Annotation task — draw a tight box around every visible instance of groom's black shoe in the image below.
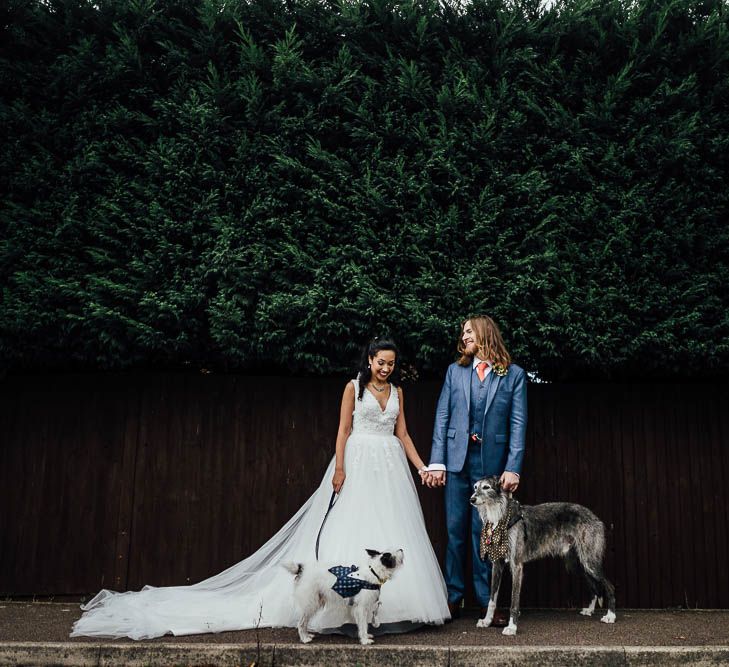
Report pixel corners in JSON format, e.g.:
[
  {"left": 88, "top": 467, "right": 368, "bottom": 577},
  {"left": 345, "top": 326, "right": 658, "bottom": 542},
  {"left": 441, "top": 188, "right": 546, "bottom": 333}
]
[
  {"left": 480, "top": 607, "right": 509, "bottom": 627},
  {"left": 447, "top": 601, "right": 462, "bottom": 621}
]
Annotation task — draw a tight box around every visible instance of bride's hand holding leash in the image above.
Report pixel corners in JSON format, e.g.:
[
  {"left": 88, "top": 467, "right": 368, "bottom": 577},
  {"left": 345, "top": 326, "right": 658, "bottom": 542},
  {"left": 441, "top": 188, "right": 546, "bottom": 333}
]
[{"left": 332, "top": 468, "right": 345, "bottom": 492}]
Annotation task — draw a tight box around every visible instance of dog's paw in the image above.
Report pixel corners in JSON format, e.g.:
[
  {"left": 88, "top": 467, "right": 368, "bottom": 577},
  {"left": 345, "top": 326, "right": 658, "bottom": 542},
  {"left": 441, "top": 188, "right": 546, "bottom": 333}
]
[
  {"left": 476, "top": 617, "right": 492, "bottom": 628},
  {"left": 299, "top": 633, "right": 314, "bottom": 644},
  {"left": 502, "top": 623, "right": 517, "bottom": 636},
  {"left": 360, "top": 637, "right": 374, "bottom": 645},
  {"left": 600, "top": 610, "right": 616, "bottom": 624},
  {"left": 580, "top": 596, "right": 597, "bottom": 616}
]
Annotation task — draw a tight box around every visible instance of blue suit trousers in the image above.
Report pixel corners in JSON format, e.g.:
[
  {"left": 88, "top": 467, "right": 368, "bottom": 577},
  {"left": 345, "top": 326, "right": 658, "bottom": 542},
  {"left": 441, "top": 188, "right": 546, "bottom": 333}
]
[{"left": 444, "top": 441, "right": 491, "bottom": 607}]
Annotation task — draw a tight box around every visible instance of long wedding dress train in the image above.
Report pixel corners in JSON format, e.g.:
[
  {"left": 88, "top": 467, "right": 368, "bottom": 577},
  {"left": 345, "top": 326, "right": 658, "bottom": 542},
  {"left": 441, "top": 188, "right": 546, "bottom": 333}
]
[{"left": 71, "top": 378, "right": 450, "bottom": 639}]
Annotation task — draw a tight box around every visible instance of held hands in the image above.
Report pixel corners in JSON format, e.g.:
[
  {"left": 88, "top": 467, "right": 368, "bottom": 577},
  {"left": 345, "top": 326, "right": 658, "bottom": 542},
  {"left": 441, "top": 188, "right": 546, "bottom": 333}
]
[
  {"left": 419, "top": 469, "right": 446, "bottom": 488},
  {"left": 427, "top": 470, "right": 446, "bottom": 488}
]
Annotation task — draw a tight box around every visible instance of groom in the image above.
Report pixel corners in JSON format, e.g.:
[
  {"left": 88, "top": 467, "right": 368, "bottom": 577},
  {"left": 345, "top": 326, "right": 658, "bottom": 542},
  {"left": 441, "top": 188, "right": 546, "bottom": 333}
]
[{"left": 427, "top": 315, "right": 527, "bottom": 623}]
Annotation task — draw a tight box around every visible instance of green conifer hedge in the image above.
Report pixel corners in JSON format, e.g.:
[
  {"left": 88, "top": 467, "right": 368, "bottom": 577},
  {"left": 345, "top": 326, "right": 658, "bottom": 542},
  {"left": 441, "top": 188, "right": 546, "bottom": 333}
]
[{"left": 2, "top": 0, "right": 728, "bottom": 379}]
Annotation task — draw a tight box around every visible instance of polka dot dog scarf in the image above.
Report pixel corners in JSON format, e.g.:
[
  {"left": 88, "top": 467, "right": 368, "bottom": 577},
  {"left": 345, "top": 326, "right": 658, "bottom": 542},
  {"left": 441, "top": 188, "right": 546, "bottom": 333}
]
[{"left": 479, "top": 501, "right": 523, "bottom": 562}]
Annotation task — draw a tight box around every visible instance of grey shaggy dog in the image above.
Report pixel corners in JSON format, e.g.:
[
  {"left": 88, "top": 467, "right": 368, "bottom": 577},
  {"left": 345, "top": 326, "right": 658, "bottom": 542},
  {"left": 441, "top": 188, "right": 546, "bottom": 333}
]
[{"left": 470, "top": 476, "right": 616, "bottom": 635}]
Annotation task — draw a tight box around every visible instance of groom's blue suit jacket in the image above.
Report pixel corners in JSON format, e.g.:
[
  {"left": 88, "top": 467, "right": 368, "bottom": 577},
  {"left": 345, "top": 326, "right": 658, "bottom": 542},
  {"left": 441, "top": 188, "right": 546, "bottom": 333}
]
[{"left": 430, "top": 362, "right": 527, "bottom": 475}]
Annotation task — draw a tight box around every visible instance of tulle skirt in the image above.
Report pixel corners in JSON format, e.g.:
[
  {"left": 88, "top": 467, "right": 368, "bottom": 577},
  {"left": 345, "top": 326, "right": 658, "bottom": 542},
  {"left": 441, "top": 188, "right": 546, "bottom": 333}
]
[{"left": 71, "top": 431, "right": 450, "bottom": 639}]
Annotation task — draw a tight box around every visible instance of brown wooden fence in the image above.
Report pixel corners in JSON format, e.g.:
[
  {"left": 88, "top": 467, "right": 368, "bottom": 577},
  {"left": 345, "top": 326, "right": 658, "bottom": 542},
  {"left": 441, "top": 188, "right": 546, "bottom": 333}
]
[{"left": 1, "top": 372, "right": 728, "bottom": 608}]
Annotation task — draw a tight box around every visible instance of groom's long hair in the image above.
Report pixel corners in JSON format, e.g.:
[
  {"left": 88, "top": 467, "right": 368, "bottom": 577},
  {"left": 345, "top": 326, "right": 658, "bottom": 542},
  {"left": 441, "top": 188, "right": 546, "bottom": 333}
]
[{"left": 456, "top": 315, "right": 512, "bottom": 367}]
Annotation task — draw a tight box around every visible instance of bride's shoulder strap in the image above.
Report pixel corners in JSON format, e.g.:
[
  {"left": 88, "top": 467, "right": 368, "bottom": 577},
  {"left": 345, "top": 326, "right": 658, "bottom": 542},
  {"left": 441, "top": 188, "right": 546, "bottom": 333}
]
[{"left": 350, "top": 377, "right": 361, "bottom": 412}]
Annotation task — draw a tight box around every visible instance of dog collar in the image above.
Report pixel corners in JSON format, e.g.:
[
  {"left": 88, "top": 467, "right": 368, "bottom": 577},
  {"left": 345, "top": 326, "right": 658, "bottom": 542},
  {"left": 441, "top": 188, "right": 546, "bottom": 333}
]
[
  {"left": 507, "top": 500, "right": 524, "bottom": 529},
  {"left": 369, "top": 566, "right": 387, "bottom": 585}
]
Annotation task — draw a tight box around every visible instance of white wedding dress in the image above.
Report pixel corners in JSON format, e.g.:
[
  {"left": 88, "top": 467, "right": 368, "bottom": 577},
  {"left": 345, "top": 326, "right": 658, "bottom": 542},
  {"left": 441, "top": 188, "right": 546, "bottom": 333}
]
[{"left": 71, "top": 378, "right": 450, "bottom": 639}]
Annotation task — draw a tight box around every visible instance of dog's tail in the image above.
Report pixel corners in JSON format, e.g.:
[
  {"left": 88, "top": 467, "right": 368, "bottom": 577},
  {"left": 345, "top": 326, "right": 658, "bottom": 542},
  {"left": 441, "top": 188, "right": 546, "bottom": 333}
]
[{"left": 282, "top": 561, "right": 304, "bottom": 579}]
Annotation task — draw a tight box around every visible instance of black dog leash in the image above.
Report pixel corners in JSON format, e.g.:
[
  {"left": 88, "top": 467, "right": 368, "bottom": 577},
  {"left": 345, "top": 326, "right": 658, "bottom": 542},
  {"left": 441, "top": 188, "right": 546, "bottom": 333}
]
[{"left": 315, "top": 490, "right": 339, "bottom": 560}]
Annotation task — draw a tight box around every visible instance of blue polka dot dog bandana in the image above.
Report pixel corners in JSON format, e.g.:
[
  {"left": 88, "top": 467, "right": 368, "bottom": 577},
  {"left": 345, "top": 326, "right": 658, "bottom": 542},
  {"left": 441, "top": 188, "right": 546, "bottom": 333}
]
[{"left": 328, "top": 565, "right": 381, "bottom": 598}]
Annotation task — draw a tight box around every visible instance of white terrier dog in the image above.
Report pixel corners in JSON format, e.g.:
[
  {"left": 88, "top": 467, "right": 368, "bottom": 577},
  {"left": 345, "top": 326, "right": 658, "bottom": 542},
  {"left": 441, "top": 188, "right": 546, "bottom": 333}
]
[{"left": 283, "top": 548, "right": 404, "bottom": 645}]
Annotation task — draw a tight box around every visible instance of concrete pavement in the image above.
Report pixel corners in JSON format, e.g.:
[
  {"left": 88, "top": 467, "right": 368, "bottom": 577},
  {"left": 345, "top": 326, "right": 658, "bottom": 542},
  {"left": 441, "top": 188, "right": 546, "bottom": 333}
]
[{"left": 1, "top": 602, "right": 728, "bottom": 665}]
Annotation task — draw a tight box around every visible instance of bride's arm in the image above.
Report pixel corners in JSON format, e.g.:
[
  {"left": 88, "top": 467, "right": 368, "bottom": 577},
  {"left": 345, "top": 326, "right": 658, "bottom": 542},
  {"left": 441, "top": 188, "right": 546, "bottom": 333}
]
[
  {"left": 394, "top": 387, "right": 428, "bottom": 476},
  {"left": 332, "top": 382, "right": 355, "bottom": 492}
]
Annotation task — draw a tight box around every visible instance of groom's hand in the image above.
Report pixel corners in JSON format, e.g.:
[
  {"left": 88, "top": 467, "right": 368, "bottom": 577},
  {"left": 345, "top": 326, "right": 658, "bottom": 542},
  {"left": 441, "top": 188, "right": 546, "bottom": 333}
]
[
  {"left": 500, "top": 471, "right": 520, "bottom": 492},
  {"left": 429, "top": 471, "right": 446, "bottom": 487}
]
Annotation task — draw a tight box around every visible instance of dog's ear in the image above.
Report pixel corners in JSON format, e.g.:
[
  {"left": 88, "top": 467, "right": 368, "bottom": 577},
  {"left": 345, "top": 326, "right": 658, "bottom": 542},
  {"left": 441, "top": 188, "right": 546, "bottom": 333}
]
[
  {"left": 365, "top": 549, "right": 381, "bottom": 557},
  {"left": 496, "top": 477, "right": 513, "bottom": 498}
]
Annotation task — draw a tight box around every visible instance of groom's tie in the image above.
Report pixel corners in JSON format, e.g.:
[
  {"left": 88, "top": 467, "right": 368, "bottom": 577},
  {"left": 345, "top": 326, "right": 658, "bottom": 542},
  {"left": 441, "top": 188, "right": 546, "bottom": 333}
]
[{"left": 477, "top": 361, "right": 488, "bottom": 382}]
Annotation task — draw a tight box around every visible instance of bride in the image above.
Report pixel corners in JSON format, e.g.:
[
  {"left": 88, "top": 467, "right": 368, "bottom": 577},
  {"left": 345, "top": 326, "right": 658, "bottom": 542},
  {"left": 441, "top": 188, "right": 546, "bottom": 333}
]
[{"left": 71, "top": 338, "right": 450, "bottom": 639}]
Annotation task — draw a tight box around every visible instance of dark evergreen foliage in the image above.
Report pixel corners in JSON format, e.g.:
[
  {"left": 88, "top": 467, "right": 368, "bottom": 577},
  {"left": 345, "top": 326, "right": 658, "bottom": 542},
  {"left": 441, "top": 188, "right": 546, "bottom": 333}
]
[{"left": 2, "top": 0, "right": 728, "bottom": 379}]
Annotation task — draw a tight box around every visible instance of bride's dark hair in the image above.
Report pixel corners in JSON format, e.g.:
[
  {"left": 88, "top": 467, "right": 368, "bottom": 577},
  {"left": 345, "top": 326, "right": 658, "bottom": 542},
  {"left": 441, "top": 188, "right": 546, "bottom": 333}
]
[{"left": 357, "top": 338, "right": 401, "bottom": 401}]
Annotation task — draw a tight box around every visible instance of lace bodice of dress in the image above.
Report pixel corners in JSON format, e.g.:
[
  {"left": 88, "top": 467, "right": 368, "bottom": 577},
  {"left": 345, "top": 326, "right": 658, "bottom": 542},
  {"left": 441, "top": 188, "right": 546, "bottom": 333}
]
[{"left": 351, "top": 378, "right": 399, "bottom": 435}]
